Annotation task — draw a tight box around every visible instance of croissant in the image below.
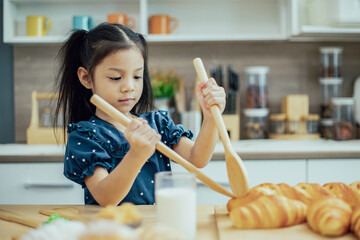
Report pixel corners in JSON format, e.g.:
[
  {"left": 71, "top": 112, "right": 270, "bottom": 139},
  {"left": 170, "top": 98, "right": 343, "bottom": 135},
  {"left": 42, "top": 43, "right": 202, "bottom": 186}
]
[
  {"left": 323, "top": 182, "right": 360, "bottom": 210},
  {"left": 229, "top": 195, "right": 307, "bottom": 229},
  {"left": 350, "top": 182, "right": 360, "bottom": 194},
  {"left": 351, "top": 207, "right": 360, "bottom": 238},
  {"left": 227, "top": 186, "right": 277, "bottom": 212},
  {"left": 307, "top": 197, "right": 352, "bottom": 237}
]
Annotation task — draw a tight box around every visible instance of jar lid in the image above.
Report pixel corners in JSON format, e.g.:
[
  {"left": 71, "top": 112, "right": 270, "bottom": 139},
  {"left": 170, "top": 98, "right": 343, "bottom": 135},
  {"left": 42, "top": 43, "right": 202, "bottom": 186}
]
[
  {"left": 319, "top": 78, "right": 343, "bottom": 85},
  {"left": 245, "top": 66, "right": 269, "bottom": 74},
  {"left": 244, "top": 108, "right": 269, "bottom": 117},
  {"left": 319, "top": 47, "right": 343, "bottom": 54},
  {"left": 320, "top": 118, "right": 333, "bottom": 126},
  {"left": 302, "top": 114, "right": 320, "bottom": 121},
  {"left": 331, "top": 97, "right": 355, "bottom": 105},
  {"left": 269, "top": 113, "right": 286, "bottom": 120}
]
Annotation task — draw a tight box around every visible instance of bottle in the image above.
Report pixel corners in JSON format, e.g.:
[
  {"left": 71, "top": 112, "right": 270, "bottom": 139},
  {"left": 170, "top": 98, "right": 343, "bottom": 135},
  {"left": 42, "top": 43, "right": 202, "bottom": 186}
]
[
  {"left": 245, "top": 66, "right": 269, "bottom": 109},
  {"left": 41, "top": 107, "right": 52, "bottom": 128},
  {"left": 269, "top": 113, "right": 286, "bottom": 135},
  {"left": 244, "top": 108, "right": 269, "bottom": 139},
  {"left": 302, "top": 114, "right": 320, "bottom": 134},
  {"left": 319, "top": 77, "right": 342, "bottom": 118},
  {"left": 319, "top": 47, "right": 343, "bottom": 78},
  {"left": 332, "top": 97, "right": 356, "bottom": 140}
]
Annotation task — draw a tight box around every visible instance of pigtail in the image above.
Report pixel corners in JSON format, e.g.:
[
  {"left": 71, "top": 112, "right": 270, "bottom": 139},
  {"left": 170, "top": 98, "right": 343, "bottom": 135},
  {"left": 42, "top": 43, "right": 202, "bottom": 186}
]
[{"left": 54, "top": 30, "right": 95, "bottom": 142}]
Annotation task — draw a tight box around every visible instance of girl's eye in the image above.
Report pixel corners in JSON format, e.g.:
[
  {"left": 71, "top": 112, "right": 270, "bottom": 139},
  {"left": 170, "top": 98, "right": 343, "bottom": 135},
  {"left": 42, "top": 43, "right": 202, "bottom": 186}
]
[
  {"left": 134, "top": 76, "right": 143, "bottom": 80},
  {"left": 110, "top": 77, "right": 121, "bottom": 81}
]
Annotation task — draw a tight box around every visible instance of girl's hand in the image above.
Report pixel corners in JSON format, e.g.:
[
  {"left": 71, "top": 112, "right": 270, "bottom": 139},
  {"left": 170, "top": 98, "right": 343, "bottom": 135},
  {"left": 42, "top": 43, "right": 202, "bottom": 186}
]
[
  {"left": 196, "top": 78, "right": 226, "bottom": 120},
  {"left": 124, "top": 118, "right": 161, "bottom": 162}
]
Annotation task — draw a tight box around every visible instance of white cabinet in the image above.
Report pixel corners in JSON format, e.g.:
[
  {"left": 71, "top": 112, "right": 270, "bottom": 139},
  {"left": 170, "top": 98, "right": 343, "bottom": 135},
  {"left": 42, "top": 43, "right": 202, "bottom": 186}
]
[
  {"left": 289, "top": 0, "right": 360, "bottom": 41},
  {"left": 0, "top": 163, "right": 83, "bottom": 204},
  {"left": 171, "top": 159, "right": 307, "bottom": 205},
  {"left": 307, "top": 159, "right": 360, "bottom": 184},
  {"left": 3, "top": 0, "right": 288, "bottom": 44}
]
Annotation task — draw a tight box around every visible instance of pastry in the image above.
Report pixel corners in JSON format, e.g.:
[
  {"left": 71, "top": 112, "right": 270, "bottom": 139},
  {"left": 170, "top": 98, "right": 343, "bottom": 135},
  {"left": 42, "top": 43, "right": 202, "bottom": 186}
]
[
  {"left": 350, "top": 182, "right": 360, "bottom": 194},
  {"left": 307, "top": 197, "right": 352, "bottom": 237},
  {"left": 229, "top": 195, "right": 307, "bottom": 229},
  {"left": 294, "top": 183, "right": 333, "bottom": 203},
  {"left": 95, "top": 203, "right": 142, "bottom": 227},
  {"left": 351, "top": 207, "right": 360, "bottom": 238},
  {"left": 79, "top": 219, "right": 139, "bottom": 240},
  {"left": 323, "top": 182, "right": 360, "bottom": 210}
]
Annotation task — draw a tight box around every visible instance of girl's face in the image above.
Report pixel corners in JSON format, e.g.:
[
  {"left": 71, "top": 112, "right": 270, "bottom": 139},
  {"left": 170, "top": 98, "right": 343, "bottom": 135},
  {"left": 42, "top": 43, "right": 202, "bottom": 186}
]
[{"left": 87, "top": 47, "right": 144, "bottom": 116}]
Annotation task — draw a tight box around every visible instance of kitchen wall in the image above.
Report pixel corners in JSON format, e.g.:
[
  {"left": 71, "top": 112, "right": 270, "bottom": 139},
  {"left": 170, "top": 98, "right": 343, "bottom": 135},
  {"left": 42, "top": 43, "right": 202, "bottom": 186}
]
[{"left": 14, "top": 41, "right": 360, "bottom": 142}]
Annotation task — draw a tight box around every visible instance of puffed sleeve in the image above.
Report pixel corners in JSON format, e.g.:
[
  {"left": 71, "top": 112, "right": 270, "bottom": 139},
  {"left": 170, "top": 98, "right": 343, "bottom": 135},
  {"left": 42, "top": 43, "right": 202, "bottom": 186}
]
[
  {"left": 63, "top": 125, "right": 113, "bottom": 188},
  {"left": 157, "top": 110, "right": 193, "bottom": 147}
]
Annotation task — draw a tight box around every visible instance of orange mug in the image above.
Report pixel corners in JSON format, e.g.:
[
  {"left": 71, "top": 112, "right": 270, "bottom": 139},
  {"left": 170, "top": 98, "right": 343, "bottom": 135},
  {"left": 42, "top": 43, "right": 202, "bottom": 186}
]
[
  {"left": 149, "top": 14, "right": 178, "bottom": 34},
  {"left": 107, "top": 13, "right": 135, "bottom": 30}
]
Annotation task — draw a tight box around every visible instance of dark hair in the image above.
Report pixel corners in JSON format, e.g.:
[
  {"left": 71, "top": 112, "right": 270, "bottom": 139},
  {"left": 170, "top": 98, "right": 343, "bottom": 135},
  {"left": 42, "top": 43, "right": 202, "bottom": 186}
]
[{"left": 54, "top": 23, "right": 154, "bottom": 139}]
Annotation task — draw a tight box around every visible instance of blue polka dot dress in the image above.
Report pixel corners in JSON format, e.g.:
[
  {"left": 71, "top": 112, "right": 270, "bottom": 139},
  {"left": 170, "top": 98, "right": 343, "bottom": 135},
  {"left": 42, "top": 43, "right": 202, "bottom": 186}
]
[{"left": 63, "top": 111, "right": 193, "bottom": 205}]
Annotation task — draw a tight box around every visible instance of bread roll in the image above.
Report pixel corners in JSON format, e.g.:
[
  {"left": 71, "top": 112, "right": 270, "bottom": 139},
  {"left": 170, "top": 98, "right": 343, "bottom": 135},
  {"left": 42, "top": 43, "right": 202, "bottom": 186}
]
[
  {"left": 349, "top": 181, "right": 360, "bottom": 194},
  {"left": 323, "top": 182, "right": 360, "bottom": 210},
  {"left": 229, "top": 195, "right": 307, "bottom": 229},
  {"left": 307, "top": 197, "right": 352, "bottom": 237},
  {"left": 227, "top": 187, "right": 276, "bottom": 212},
  {"left": 351, "top": 207, "right": 360, "bottom": 238}
]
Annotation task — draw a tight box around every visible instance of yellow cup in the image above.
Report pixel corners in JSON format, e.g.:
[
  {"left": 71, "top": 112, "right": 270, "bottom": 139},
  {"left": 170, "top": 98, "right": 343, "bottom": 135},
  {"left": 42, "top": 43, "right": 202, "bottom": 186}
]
[{"left": 26, "top": 15, "right": 52, "bottom": 36}]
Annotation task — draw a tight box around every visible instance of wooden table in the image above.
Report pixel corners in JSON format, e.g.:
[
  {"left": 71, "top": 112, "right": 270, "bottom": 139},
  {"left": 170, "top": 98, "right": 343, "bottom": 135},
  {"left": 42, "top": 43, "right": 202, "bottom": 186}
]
[
  {"left": 0, "top": 205, "right": 218, "bottom": 240},
  {"left": 1, "top": 205, "right": 357, "bottom": 240}
]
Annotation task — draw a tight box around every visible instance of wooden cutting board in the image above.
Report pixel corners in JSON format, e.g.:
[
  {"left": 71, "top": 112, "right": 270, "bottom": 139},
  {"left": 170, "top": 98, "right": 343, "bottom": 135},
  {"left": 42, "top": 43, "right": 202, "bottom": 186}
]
[{"left": 214, "top": 205, "right": 357, "bottom": 240}]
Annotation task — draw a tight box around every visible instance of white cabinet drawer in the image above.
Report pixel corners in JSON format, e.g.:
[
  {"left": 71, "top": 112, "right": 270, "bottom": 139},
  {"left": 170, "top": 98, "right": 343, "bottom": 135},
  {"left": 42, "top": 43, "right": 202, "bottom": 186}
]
[
  {"left": 308, "top": 159, "right": 360, "bottom": 184},
  {"left": 0, "top": 163, "right": 83, "bottom": 204},
  {"left": 244, "top": 159, "right": 307, "bottom": 187}
]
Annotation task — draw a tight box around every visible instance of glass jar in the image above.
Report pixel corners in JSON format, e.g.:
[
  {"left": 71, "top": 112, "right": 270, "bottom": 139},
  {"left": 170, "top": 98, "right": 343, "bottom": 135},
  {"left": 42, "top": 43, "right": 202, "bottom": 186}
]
[
  {"left": 244, "top": 108, "right": 269, "bottom": 139},
  {"left": 320, "top": 119, "right": 333, "bottom": 139},
  {"left": 245, "top": 66, "right": 269, "bottom": 109},
  {"left": 302, "top": 114, "right": 320, "bottom": 134},
  {"left": 319, "top": 47, "right": 343, "bottom": 78},
  {"left": 269, "top": 113, "right": 286, "bottom": 135},
  {"left": 319, "top": 78, "right": 342, "bottom": 118},
  {"left": 332, "top": 98, "right": 356, "bottom": 140},
  {"left": 287, "top": 117, "right": 301, "bottom": 134}
]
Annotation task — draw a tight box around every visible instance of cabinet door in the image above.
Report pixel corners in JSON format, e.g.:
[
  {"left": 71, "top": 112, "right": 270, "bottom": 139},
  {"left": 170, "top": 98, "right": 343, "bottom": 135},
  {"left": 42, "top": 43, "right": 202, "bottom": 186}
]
[
  {"left": 171, "top": 159, "right": 307, "bottom": 205},
  {"left": 244, "top": 159, "right": 307, "bottom": 187},
  {"left": 308, "top": 159, "right": 360, "bottom": 184},
  {"left": 0, "top": 163, "right": 83, "bottom": 204}
]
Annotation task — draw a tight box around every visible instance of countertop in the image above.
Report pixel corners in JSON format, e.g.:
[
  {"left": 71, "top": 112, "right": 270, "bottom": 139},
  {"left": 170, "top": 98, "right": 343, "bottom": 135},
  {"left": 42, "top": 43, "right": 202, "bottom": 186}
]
[
  {"left": 0, "top": 139, "right": 359, "bottom": 163},
  {"left": 0, "top": 205, "right": 357, "bottom": 240}
]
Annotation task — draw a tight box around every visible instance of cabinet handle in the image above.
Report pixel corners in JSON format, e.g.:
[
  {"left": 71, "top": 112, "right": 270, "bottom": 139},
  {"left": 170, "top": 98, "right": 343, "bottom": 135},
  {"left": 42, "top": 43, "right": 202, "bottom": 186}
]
[{"left": 24, "top": 182, "right": 74, "bottom": 189}]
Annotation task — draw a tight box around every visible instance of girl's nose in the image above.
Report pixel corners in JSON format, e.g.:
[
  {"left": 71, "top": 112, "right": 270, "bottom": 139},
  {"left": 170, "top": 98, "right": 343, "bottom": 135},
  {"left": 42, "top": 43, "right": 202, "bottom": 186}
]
[{"left": 121, "top": 78, "right": 135, "bottom": 92}]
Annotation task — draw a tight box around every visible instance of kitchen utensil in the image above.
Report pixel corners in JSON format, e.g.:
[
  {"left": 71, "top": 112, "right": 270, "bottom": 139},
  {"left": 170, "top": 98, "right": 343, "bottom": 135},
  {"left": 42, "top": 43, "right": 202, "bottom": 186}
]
[
  {"left": 39, "top": 207, "right": 90, "bottom": 223},
  {"left": 90, "top": 94, "right": 235, "bottom": 198},
  {"left": 193, "top": 58, "right": 249, "bottom": 197},
  {"left": 0, "top": 208, "right": 42, "bottom": 228}
]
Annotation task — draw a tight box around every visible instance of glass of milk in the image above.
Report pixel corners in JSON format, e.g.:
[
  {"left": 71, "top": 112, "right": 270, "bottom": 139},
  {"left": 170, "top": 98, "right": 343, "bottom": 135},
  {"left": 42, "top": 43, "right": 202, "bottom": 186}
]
[{"left": 155, "top": 171, "right": 197, "bottom": 240}]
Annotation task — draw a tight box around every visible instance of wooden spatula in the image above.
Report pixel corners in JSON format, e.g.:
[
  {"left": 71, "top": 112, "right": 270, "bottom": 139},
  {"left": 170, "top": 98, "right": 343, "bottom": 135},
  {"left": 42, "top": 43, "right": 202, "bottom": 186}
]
[
  {"left": 0, "top": 208, "right": 42, "bottom": 228},
  {"left": 193, "top": 57, "right": 249, "bottom": 197},
  {"left": 90, "top": 94, "right": 235, "bottom": 198}
]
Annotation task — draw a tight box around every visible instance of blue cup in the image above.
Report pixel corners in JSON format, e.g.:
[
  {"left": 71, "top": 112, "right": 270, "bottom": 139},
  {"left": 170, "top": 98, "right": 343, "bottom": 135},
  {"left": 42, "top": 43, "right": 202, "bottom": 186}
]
[{"left": 73, "top": 15, "right": 95, "bottom": 31}]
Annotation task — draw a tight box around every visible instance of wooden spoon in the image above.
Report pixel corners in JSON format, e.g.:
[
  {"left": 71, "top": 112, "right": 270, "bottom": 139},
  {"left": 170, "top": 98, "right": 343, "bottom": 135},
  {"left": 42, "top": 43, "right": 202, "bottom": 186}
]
[
  {"left": 193, "top": 57, "right": 249, "bottom": 197},
  {"left": 90, "top": 94, "right": 235, "bottom": 198}
]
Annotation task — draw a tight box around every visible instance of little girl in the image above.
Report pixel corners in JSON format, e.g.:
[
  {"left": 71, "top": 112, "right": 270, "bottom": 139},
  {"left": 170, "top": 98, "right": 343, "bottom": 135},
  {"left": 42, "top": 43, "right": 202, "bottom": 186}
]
[{"left": 54, "top": 23, "right": 226, "bottom": 206}]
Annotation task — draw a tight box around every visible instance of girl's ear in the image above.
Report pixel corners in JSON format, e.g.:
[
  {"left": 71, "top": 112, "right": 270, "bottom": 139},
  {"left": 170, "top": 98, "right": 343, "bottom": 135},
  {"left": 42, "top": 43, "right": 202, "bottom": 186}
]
[{"left": 78, "top": 67, "right": 92, "bottom": 89}]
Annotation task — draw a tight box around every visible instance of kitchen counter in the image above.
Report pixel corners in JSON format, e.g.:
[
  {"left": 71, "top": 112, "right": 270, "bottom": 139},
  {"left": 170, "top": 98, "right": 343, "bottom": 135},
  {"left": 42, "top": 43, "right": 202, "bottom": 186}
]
[
  {"left": 0, "top": 205, "right": 357, "bottom": 240},
  {"left": 0, "top": 139, "right": 359, "bottom": 163}
]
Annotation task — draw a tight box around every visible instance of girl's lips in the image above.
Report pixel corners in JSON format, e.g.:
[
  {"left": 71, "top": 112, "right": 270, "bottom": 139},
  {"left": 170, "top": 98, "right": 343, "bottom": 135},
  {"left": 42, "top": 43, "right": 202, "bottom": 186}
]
[{"left": 119, "top": 98, "right": 135, "bottom": 104}]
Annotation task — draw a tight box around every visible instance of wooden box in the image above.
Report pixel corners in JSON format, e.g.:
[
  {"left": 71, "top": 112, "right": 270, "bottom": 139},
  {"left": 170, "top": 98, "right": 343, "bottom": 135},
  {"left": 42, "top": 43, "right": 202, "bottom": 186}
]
[{"left": 281, "top": 95, "right": 309, "bottom": 120}]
